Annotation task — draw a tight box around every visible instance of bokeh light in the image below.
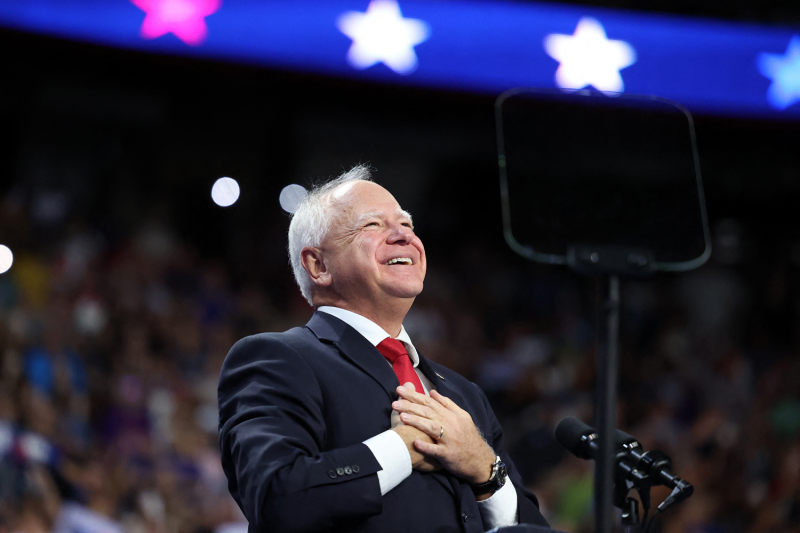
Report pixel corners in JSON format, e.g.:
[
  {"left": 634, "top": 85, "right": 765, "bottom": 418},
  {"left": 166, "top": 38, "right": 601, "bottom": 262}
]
[
  {"left": 0, "top": 245, "right": 13, "bottom": 274},
  {"left": 211, "top": 177, "right": 240, "bottom": 207},
  {"left": 279, "top": 184, "right": 308, "bottom": 213}
]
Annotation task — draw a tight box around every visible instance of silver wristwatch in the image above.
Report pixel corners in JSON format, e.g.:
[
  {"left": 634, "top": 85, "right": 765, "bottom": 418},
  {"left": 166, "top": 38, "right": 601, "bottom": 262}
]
[{"left": 471, "top": 455, "right": 507, "bottom": 494}]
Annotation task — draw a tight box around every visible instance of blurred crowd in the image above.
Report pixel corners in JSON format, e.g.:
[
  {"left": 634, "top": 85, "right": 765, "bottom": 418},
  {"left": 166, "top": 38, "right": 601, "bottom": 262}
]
[{"left": 1, "top": 202, "right": 799, "bottom": 533}]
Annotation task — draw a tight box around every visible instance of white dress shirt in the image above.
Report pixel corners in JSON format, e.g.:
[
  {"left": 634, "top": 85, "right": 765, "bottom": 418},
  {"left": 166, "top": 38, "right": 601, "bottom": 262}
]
[{"left": 317, "top": 306, "right": 519, "bottom": 529}]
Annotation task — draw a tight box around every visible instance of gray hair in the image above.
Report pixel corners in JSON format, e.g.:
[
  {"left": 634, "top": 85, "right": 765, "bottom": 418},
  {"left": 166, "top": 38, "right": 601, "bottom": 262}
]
[{"left": 288, "top": 165, "right": 374, "bottom": 305}]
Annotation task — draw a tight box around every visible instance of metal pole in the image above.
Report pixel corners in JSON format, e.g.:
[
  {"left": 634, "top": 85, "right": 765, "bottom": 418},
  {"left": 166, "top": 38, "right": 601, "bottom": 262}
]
[{"left": 595, "top": 274, "right": 620, "bottom": 533}]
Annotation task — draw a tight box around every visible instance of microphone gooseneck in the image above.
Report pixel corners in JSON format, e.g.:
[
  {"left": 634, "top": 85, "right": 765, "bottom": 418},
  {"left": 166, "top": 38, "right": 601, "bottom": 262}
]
[{"left": 554, "top": 417, "right": 694, "bottom": 514}]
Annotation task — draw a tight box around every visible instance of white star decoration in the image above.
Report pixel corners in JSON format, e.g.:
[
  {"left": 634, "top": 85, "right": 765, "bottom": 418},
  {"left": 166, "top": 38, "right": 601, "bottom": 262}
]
[
  {"left": 544, "top": 17, "right": 636, "bottom": 94},
  {"left": 336, "top": 0, "right": 430, "bottom": 75},
  {"left": 758, "top": 36, "right": 800, "bottom": 110}
]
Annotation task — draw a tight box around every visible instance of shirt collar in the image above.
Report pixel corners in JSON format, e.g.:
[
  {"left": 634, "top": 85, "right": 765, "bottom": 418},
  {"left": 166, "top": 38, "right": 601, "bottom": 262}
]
[{"left": 317, "top": 306, "right": 420, "bottom": 367}]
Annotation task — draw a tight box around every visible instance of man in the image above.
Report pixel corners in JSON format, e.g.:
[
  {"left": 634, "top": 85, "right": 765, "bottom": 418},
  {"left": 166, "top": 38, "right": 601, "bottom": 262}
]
[{"left": 218, "top": 166, "right": 549, "bottom": 532}]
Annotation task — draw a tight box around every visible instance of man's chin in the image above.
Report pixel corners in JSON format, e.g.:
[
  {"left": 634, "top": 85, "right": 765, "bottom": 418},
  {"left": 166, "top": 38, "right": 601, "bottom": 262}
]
[{"left": 383, "top": 282, "right": 423, "bottom": 300}]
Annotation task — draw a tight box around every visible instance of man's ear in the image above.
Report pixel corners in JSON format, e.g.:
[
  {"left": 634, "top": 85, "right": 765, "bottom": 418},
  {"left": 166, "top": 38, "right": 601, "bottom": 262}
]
[{"left": 301, "top": 247, "right": 332, "bottom": 287}]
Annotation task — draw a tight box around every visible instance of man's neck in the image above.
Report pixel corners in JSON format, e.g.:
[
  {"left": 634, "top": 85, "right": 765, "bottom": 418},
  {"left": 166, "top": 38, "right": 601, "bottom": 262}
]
[{"left": 314, "top": 299, "right": 412, "bottom": 338}]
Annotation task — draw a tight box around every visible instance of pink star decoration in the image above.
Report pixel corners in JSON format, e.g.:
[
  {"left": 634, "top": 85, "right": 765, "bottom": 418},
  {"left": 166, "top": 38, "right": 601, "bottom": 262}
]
[{"left": 132, "top": 0, "right": 221, "bottom": 46}]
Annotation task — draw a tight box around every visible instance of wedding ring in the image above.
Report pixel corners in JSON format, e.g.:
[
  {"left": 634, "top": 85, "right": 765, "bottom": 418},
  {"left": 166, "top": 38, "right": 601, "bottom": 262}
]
[{"left": 436, "top": 426, "right": 444, "bottom": 440}]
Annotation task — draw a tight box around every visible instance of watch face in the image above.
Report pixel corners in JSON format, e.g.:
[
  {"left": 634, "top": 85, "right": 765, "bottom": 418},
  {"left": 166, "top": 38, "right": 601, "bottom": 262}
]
[
  {"left": 472, "top": 460, "right": 508, "bottom": 494},
  {"left": 497, "top": 464, "right": 508, "bottom": 487}
]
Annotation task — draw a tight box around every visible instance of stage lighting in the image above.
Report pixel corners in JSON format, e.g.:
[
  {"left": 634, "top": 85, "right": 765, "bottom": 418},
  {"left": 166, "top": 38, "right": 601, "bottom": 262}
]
[
  {"left": 211, "top": 177, "right": 240, "bottom": 207},
  {"left": 337, "top": 0, "right": 430, "bottom": 75},
  {"left": 543, "top": 17, "right": 636, "bottom": 95},
  {"left": 279, "top": 184, "right": 308, "bottom": 213},
  {"left": 0, "top": 245, "right": 13, "bottom": 274}
]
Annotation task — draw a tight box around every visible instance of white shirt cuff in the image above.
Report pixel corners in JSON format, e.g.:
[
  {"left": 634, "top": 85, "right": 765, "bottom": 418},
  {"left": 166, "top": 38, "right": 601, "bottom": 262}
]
[
  {"left": 476, "top": 480, "right": 519, "bottom": 529},
  {"left": 363, "top": 430, "right": 412, "bottom": 495}
]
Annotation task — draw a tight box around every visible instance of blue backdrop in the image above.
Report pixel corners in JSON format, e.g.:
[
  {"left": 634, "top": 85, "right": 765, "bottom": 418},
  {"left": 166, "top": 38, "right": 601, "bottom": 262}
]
[{"left": 1, "top": 0, "right": 799, "bottom": 118}]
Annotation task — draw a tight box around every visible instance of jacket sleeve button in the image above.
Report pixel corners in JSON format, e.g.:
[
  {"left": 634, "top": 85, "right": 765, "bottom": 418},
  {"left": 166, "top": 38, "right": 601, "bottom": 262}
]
[
  {"left": 461, "top": 511, "right": 469, "bottom": 522},
  {"left": 344, "top": 466, "right": 353, "bottom": 475},
  {"left": 328, "top": 470, "right": 337, "bottom": 479},
  {"left": 352, "top": 465, "right": 360, "bottom": 473},
  {"left": 336, "top": 467, "right": 345, "bottom": 476}
]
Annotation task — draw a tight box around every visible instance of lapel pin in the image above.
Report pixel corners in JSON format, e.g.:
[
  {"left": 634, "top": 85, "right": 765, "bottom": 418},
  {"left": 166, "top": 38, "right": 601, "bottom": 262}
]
[{"left": 436, "top": 372, "right": 446, "bottom": 380}]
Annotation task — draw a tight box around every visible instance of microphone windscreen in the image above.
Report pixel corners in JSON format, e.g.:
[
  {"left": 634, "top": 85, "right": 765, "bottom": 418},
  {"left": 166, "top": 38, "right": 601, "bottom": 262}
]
[
  {"left": 555, "top": 417, "right": 594, "bottom": 456},
  {"left": 615, "top": 428, "right": 638, "bottom": 446}
]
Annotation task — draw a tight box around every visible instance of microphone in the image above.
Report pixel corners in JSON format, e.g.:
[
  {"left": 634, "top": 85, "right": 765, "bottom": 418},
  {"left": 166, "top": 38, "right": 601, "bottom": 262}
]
[
  {"left": 555, "top": 417, "right": 693, "bottom": 511},
  {"left": 554, "top": 416, "right": 603, "bottom": 460}
]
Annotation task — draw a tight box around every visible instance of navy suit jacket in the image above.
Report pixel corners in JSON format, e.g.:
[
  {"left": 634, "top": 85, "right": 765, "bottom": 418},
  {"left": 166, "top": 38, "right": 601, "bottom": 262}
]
[{"left": 218, "top": 311, "right": 549, "bottom": 532}]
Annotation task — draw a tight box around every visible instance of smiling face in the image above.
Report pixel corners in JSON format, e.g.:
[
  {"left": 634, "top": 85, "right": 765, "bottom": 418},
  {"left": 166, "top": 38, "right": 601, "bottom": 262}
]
[{"left": 308, "top": 180, "right": 426, "bottom": 320}]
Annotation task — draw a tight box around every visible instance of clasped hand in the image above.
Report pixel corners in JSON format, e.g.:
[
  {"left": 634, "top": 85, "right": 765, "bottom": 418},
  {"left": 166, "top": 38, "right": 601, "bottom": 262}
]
[{"left": 391, "top": 384, "right": 495, "bottom": 485}]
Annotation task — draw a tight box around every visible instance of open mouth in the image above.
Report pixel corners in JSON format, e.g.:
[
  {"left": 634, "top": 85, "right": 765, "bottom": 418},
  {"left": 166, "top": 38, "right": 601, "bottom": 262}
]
[{"left": 386, "top": 257, "right": 413, "bottom": 265}]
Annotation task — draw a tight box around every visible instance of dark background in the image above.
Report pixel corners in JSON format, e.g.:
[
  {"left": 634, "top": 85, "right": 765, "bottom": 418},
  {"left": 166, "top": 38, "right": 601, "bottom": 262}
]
[{"left": 1, "top": 2, "right": 800, "bottom": 531}]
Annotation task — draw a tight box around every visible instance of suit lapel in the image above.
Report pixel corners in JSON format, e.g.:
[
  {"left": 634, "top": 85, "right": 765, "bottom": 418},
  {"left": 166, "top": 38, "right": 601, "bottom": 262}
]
[
  {"left": 415, "top": 351, "right": 466, "bottom": 498},
  {"left": 417, "top": 352, "right": 467, "bottom": 409},
  {"left": 308, "top": 312, "right": 460, "bottom": 498},
  {"left": 306, "top": 311, "right": 400, "bottom": 401}
]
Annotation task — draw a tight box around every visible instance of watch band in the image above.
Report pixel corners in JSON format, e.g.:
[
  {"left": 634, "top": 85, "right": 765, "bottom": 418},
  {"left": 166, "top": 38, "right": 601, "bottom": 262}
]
[{"left": 471, "top": 455, "right": 507, "bottom": 494}]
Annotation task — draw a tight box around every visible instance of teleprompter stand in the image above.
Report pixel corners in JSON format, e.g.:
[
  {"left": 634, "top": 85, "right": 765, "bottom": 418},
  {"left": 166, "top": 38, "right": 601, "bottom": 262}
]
[
  {"left": 568, "top": 248, "right": 646, "bottom": 533},
  {"left": 495, "top": 88, "right": 712, "bottom": 533}
]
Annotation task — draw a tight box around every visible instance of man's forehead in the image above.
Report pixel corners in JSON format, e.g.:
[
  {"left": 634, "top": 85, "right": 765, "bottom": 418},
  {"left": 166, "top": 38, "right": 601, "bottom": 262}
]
[
  {"left": 329, "top": 180, "right": 360, "bottom": 200},
  {"left": 327, "top": 181, "right": 401, "bottom": 211},
  {"left": 329, "top": 179, "right": 390, "bottom": 201},
  {"left": 324, "top": 185, "right": 412, "bottom": 231}
]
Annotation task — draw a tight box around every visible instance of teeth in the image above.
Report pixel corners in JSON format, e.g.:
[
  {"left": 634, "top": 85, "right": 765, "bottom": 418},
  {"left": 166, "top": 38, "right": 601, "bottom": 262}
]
[{"left": 386, "top": 257, "right": 412, "bottom": 265}]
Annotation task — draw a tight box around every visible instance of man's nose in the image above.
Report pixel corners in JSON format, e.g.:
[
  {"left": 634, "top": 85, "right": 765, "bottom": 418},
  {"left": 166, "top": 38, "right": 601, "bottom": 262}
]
[{"left": 387, "top": 222, "right": 414, "bottom": 243}]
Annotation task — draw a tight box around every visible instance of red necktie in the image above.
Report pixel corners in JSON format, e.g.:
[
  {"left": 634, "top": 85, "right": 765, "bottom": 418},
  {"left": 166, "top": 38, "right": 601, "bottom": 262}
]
[{"left": 376, "top": 338, "right": 425, "bottom": 394}]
